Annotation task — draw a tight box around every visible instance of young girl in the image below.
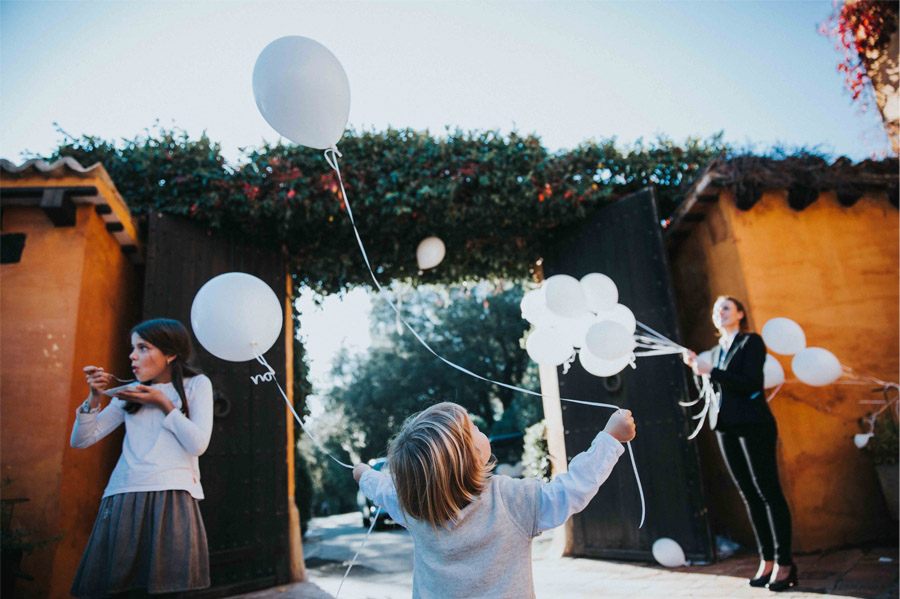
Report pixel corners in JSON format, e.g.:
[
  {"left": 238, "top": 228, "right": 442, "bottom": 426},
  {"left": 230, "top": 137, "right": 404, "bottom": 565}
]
[
  {"left": 353, "top": 401, "right": 635, "bottom": 598},
  {"left": 70, "top": 318, "right": 214, "bottom": 597}
]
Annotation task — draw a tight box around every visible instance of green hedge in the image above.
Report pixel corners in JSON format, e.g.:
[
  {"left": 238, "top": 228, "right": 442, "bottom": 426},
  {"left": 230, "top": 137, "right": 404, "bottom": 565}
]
[{"left": 42, "top": 127, "right": 726, "bottom": 293}]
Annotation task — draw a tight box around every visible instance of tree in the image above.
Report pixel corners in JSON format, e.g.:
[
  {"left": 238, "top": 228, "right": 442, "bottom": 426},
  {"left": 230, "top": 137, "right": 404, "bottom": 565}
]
[{"left": 326, "top": 281, "right": 539, "bottom": 462}]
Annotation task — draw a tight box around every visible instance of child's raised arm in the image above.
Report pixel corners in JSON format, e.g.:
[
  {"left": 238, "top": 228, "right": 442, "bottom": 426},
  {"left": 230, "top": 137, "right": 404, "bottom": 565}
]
[
  {"left": 537, "top": 409, "right": 636, "bottom": 532},
  {"left": 354, "top": 463, "right": 408, "bottom": 527}
]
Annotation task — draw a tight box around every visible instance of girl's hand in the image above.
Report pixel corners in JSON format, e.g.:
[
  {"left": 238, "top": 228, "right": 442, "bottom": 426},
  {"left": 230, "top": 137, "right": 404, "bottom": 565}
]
[
  {"left": 353, "top": 463, "right": 371, "bottom": 483},
  {"left": 681, "top": 350, "right": 698, "bottom": 367},
  {"left": 84, "top": 366, "right": 114, "bottom": 394},
  {"left": 115, "top": 385, "right": 175, "bottom": 414},
  {"left": 604, "top": 409, "right": 636, "bottom": 443}
]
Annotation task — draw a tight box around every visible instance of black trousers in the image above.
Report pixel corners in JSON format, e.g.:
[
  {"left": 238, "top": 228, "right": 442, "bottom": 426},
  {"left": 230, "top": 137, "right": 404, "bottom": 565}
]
[{"left": 717, "top": 425, "right": 793, "bottom": 564}]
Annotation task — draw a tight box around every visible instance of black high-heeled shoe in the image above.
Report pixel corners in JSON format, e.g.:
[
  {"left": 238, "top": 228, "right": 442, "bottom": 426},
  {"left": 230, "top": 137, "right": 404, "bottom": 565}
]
[
  {"left": 767, "top": 563, "right": 798, "bottom": 592},
  {"left": 749, "top": 571, "right": 771, "bottom": 587}
]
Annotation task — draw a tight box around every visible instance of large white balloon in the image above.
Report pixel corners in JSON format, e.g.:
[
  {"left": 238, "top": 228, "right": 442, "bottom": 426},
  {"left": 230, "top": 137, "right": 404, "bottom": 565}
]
[
  {"left": 581, "top": 273, "right": 618, "bottom": 313},
  {"left": 525, "top": 327, "right": 574, "bottom": 366},
  {"left": 416, "top": 236, "right": 446, "bottom": 270},
  {"left": 763, "top": 354, "right": 785, "bottom": 389},
  {"left": 191, "top": 273, "right": 283, "bottom": 362},
  {"left": 792, "top": 347, "right": 843, "bottom": 386},
  {"left": 544, "top": 275, "right": 588, "bottom": 318},
  {"left": 585, "top": 321, "right": 635, "bottom": 360},
  {"left": 595, "top": 303, "right": 636, "bottom": 334},
  {"left": 252, "top": 36, "right": 351, "bottom": 150},
  {"left": 761, "top": 317, "right": 807, "bottom": 356},
  {"left": 579, "top": 349, "right": 631, "bottom": 377},
  {"left": 652, "top": 537, "right": 687, "bottom": 568}
]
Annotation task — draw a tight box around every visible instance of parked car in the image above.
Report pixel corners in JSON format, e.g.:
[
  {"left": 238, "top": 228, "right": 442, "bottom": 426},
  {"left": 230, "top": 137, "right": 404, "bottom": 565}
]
[{"left": 356, "top": 458, "right": 398, "bottom": 529}]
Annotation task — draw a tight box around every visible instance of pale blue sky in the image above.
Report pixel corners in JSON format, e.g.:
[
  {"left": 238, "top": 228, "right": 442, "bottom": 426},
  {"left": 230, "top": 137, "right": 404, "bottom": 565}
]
[{"left": 0, "top": 0, "right": 892, "bottom": 163}]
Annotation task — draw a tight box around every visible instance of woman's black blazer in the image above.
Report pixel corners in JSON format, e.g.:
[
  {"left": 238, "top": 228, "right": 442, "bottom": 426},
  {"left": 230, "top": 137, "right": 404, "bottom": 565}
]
[{"left": 709, "top": 332, "right": 775, "bottom": 431}]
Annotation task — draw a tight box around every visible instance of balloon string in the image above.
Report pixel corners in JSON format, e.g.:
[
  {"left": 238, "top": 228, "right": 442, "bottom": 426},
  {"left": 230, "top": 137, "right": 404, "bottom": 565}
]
[
  {"left": 636, "top": 321, "right": 685, "bottom": 351},
  {"left": 766, "top": 382, "right": 784, "bottom": 403},
  {"left": 336, "top": 506, "right": 381, "bottom": 598},
  {"left": 251, "top": 351, "right": 354, "bottom": 469},
  {"left": 323, "top": 147, "right": 646, "bottom": 528}
]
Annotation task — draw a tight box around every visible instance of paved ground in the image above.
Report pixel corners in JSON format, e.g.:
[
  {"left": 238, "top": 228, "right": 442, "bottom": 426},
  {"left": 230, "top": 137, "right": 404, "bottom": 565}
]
[{"left": 232, "top": 512, "right": 899, "bottom": 599}]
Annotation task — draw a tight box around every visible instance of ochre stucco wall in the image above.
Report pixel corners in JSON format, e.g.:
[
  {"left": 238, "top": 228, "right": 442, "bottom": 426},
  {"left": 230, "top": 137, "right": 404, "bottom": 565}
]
[
  {"left": 1, "top": 201, "right": 139, "bottom": 598},
  {"left": 670, "top": 189, "right": 898, "bottom": 552}
]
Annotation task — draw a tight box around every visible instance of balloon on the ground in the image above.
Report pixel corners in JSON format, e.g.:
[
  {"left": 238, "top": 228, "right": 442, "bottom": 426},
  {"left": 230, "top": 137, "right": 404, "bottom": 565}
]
[
  {"left": 585, "top": 321, "right": 635, "bottom": 360},
  {"left": 792, "top": 347, "right": 842, "bottom": 386},
  {"left": 763, "top": 354, "right": 785, "bottom": 389},
  {"left": 525, "top": 327, "right": 574, "bottom": 366},
  {"left": 580, "top": 273, "right": 618, "bottom": 313},
  {"left": 652, "top": 537, "right": 687, "bottom": 568},
  {"left": 191, "top": 272, "right": 283, "bottom": 362},
  {"left": 544, "top": 275, "right": 588, "bottom": 318},
  {"left": 579, "top": 349, "right": 631, "bottom": 377},
  {"left": 596, "top": 303, "right": 636, "bottom": 334},
  {"left": 252, "top": 36, "right": 351, "bottom": 150},
  {"left": 761, "top": 317, "right": 806, "bottom": 355},
  {"left": 416, "top": 236, "right": 446, "bottom": 270},
  {"left": 853, "top": 433, "right": 873, "bottom": 448}
]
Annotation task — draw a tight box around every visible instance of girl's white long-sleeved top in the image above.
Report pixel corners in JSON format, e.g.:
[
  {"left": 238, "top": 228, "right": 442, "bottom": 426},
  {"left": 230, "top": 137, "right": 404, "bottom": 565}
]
[
  {"left": 361, "top": 430, "right": 624, "bottom": 533},
  {"left": 70, "top": 375, "right": 214, "bottom": 500}
]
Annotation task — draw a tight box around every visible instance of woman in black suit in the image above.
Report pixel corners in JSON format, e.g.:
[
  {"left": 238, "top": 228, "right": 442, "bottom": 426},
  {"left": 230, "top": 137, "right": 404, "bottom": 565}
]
[{"left": 683, "top": 295, "right": 797, "bottom": 592}]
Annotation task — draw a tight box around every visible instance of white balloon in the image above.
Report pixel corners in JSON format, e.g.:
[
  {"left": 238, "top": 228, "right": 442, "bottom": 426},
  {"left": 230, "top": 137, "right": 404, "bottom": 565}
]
[
  {"left": 550, "top": 313, "right": 597, "bottom": 348},
  {"left": 761, "top": 317, "right": 807, "bottom": 355},
  {"left": 525, "top": 327, "right": 574, "bottom": 366},
  {"left": 191, "top": 273, "right": 283, "bottom": 362},
  {"left": 544, "top": 275, "right": 588, "bottom": 318},
  {"left": 580, "top": 273, "right": 618, "bottom": 313},
  {"left": 652, "top": 537, "right": 687, "bottom": 568},
  {"left": 763, "top": 354, "right": 785, "bottom": 389},
  {"left": 792, "top": 347, "right": 843, "bottom": 386},
  {"left": 520, "top": 288, "right": 556, "bottom": 328},
  {"left": 854, "top": 433, "right": 873, "bottom": 448},
  {"left": 579, "top": 349, "right": 632, "bottom": 377},
  {"left": 416, "top": 236, "right": 446, "bottom": 270},
  {"left": 585, "top": 321, "right": 635, "bottom": 360},
  {"left": 252, "top": 36, "right": 351, "bottom": 150},
  {"left": 595, "top": 304, "right": 636, "bottom": 334}
]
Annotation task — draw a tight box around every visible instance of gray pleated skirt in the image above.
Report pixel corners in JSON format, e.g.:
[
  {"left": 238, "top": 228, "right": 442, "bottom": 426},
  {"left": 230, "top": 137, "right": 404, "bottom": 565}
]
[{"left": 71, "top": 490, "right": 210, "bottom": 597}]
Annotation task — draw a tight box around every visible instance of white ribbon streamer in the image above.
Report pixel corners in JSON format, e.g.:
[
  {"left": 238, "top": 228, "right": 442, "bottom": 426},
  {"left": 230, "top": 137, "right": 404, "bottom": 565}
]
[{"left": 251, "top": 351, "right": 354, "bottom": 469}]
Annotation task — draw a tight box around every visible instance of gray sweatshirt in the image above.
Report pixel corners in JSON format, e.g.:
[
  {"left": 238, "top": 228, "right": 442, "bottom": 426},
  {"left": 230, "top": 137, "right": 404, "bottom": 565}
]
[{"left": 360, "top": 431, "right": 624, "bottom": 598}]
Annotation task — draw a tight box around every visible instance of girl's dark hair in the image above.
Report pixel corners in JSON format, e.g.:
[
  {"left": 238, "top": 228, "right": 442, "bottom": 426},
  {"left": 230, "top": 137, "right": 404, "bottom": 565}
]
[
  {"left": 714, "top": 295, "right": 750, "bottom": 333},
  {"left": 124, "top": 318, "right": 201, "bottom": 416}
]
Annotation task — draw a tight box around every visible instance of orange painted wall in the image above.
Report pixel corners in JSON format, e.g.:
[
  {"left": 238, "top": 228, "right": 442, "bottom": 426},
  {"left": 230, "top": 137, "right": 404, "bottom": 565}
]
[
  {"left": 670, "top": 190, "right": 898, "bottom": 552},
  {"left": 1, "top": 202, "right": 139, "bottom": 597}
]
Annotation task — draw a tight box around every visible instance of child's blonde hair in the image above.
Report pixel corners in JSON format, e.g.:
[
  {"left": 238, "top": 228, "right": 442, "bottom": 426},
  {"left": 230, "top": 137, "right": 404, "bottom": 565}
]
[{"left": 388, "top": 402, "right": 491, "bottom": 527}]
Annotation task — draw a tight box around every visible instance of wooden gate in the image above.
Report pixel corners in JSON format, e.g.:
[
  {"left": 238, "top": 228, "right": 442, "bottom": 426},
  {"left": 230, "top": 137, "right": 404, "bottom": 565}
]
[
  {"left": 544, "top": 188, "right": 714, "bottom": 562},
  {"left": 143, "top": 213, "right": 291, "bottom": 596}
]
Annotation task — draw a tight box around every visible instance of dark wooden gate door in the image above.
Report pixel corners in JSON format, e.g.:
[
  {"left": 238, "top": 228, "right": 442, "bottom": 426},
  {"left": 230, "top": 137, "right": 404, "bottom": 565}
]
[
  {"left": 143, "top": 213, "right": 291, "bottom": 596},
  {"left": 544, "top": 188, "right": 714, "bottom": 562}
]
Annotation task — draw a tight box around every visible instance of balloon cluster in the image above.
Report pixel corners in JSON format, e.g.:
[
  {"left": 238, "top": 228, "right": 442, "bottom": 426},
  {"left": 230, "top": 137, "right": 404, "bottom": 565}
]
[
  {"left": 762, "top": 316, "right": 899, "bottom": 450},
  {"left": 521, "top": 274, "right": 637, "bottom": 377},
  {"left": 761, "top": 317, "right": 841, "bottom": 387}
]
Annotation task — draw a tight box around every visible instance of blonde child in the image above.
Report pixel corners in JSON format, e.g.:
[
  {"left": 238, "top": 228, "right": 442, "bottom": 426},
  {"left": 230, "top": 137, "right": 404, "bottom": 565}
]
[{"left": 353, "top": 401, "right": 636, "bottom": 598}]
